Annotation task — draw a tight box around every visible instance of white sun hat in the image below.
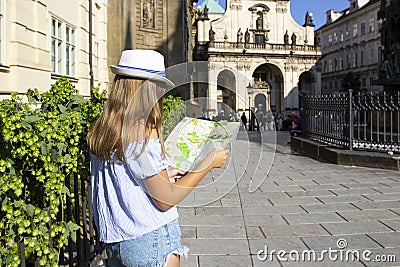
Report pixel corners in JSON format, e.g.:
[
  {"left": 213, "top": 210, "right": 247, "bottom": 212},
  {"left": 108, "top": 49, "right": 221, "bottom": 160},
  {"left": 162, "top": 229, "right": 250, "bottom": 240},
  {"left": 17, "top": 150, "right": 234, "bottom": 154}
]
[{"left": 110, "top": 50, "right": 174, "bottom": 88}]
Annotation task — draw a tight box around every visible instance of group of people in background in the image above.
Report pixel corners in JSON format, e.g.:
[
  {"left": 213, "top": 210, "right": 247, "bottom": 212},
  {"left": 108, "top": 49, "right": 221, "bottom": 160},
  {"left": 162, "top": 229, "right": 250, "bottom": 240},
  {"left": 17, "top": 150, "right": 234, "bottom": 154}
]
[{"left": 199, "top": 109, "right": 304, "bottom": 135}]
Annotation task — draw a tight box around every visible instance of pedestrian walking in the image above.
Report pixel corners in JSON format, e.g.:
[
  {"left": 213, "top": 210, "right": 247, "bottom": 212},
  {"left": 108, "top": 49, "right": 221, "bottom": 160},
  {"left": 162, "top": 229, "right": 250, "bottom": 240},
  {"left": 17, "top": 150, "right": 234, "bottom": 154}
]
[
  {"left": 87, "top": 49, "right": 229, "bottom": 267},
  {"left": 241, "top": 112, "right": 247, "bottom": 130}
]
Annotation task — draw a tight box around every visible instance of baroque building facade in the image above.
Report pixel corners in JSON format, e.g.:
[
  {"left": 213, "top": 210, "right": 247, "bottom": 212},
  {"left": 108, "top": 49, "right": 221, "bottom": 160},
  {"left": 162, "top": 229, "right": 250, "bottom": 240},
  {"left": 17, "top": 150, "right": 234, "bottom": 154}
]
[
  {"left": 193, "top": 0, "right": 321, "bottom": 116},
  {"left": 316, "top": 0, "right": 382, "bottom": 94},
  {"left": 0, "top": 0, "right": 108, "bottom": 99}
]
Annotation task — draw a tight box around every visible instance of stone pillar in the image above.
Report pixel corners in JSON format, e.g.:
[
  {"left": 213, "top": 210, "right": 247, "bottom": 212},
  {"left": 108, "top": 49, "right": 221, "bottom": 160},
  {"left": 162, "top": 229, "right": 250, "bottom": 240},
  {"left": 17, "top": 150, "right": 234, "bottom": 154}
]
[{"left": 197, "top": 20, "right": 205, "bottom": 42}]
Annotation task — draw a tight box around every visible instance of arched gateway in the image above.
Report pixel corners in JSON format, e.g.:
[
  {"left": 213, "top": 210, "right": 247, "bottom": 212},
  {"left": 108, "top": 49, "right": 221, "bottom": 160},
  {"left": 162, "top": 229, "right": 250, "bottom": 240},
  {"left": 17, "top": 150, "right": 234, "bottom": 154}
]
[{"left": 193, "top": 0, "right": 321, "bottom": 116}]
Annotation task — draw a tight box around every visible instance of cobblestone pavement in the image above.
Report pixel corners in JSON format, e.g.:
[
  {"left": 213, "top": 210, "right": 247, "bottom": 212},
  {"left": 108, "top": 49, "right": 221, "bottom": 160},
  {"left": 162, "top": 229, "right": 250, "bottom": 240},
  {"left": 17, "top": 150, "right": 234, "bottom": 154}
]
[{"left": 178, "top": 131, "right": 400, "bottom": 267}]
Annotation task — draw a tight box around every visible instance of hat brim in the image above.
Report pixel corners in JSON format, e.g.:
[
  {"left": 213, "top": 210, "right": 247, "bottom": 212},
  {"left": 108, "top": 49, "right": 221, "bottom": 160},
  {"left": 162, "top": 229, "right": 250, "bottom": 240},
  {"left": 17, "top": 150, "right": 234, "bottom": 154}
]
[{"left": 110, "top": 65, "right": 175, "bottom": 88}]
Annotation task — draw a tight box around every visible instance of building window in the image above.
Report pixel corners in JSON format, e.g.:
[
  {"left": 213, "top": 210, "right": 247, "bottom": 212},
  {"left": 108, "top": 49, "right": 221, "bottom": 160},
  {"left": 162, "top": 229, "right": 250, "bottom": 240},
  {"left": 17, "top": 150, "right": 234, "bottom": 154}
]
[
  {"left": 369, "top": 17, "right": 375, "bottom": 32},
  {"left": 378, "top": 46, "right": 382, "bottom": 63},
  {"left": 353, "top": 53, "right": 357, "bottom": 68},
  {"left": 65, "top": 25, "right": 75, "bottom": 77},
  {"left": 256, "top": 11, "right": 264, "bottom": 30},
  {"left": 339, "top": 56, "right": 343, "bottom": 70},
  {"left": 361, "top": 77, "right": 367, "bottom": 87},
  {"left": 369, "top": 48, "right": 374, "bottom": 65},
  {"left": 360, "top": 50, "right": 364, "bottom": 66},
  {"left": 0, "top": 0, "right": 3, "bottom": 64},
  {"left": 255, "top": 34, "right": 265, "bottom": 44},
  {"left": 51, "top": 17, "right": 76, "bottom": 76},
  {"left": 346, "top": 54, "right": 351, "bottom": 69},
  {"left": 369, "top": 76, "right": 374, "bottom": 86},
  {"left": 346, "top": 26, "right": 350, "bottom": 39},
  {"left": 333, "top": 32, "right": 337, "bottom": 42},
  {"left": 328, "top": 34, "right": 332, "bottom": 44},
  {"left": 340, "top": 32, "right": 344, "bottom": 42},
  {"left": 353, "top": 23, "right": 358, "bottom": 37},
  {"left": 360, "top": 22, "right": 365, "bottom": 35}
]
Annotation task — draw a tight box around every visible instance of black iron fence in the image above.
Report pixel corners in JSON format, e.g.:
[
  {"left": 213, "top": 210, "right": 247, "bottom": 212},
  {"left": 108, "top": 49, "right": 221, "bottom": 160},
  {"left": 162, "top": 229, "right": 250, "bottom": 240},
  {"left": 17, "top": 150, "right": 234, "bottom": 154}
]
[
  {"left": 303, "top": 90, "right": 400, "bottom": 153},
  {"left": 17, "top": 173, "right": 102, "bottom": 267}
]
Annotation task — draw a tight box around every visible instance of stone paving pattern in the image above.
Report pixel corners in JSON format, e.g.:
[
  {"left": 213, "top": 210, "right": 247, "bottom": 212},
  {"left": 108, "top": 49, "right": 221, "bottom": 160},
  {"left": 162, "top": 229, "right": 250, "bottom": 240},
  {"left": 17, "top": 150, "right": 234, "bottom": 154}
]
[{"left": 178, "top": 131, "right": 400, "bottom": 267}]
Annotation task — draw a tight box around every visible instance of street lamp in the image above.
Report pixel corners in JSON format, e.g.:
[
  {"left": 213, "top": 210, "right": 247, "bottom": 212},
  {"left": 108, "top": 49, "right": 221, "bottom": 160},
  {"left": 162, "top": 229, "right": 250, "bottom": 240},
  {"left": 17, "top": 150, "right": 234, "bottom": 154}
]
[{"left": 247, "top": 82, "right": 253, "bottom": 130}]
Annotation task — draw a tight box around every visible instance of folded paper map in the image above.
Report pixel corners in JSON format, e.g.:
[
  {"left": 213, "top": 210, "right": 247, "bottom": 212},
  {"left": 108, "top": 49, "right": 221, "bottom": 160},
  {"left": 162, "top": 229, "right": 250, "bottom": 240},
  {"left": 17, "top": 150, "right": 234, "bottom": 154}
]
[{"left": 164, "top": 117, "right": 240, "bottom": 172}]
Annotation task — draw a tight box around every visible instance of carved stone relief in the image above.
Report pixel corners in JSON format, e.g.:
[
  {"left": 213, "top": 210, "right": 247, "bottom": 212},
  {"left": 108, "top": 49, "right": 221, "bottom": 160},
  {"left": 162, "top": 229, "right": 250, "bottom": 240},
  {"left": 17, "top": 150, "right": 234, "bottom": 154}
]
[
  {"left": 230, "top": 4, "right": 242, "bottom": 11},
  {"left": 276, "top": 7, "right": 287, "bottom": 13},
  {"left": 142, "top": 0, "right": 155, "bottom": 29}
]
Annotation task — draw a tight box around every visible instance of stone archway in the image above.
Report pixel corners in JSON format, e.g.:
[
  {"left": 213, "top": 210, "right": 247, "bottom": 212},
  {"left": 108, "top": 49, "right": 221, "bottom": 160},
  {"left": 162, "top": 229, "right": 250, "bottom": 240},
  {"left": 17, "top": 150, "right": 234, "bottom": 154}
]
[
  {"left": 298, "top": 71, "right": 316, "bottom": 94},
  {"left": 298, "top": 71, "right": 316, "bottom": 114},
  {"left": 255, "top": 93, "right": 267, "bottom": 113},
  {"left": 217, "top": 69, "right": 236, "bottom": 115},
  {"left": 252, "top": 63, "right": 284, "bottom": 114}
]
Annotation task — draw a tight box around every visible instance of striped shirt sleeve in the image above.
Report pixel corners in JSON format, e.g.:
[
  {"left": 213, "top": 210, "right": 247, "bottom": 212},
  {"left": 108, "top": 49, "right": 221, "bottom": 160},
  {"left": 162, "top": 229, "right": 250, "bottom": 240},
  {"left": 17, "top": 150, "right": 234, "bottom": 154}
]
[{"left": 125, "top": 139, "right": 169, "bottom": 180}]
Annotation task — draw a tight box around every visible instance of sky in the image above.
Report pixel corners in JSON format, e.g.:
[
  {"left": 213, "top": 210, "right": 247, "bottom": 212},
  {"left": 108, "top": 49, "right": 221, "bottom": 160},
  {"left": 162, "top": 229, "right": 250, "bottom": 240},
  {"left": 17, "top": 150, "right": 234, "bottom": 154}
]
[{"left": 195, "top": 0, "right": 349, "bottom": 29}]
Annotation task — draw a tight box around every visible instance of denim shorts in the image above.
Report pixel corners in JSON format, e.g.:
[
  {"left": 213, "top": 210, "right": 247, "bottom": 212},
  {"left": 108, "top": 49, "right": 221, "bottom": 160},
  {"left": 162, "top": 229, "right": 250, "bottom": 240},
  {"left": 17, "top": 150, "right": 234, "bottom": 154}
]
[{"left": 105, "top": 219, "right": 189, "bottom": 267}]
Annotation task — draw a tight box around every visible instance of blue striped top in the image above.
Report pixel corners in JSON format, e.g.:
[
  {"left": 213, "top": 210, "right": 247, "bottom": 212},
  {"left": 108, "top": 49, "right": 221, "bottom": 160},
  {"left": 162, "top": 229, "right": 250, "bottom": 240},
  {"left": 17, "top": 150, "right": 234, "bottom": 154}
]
[{"left": 90, "top": 139, "right": 178, "bottom": 243}]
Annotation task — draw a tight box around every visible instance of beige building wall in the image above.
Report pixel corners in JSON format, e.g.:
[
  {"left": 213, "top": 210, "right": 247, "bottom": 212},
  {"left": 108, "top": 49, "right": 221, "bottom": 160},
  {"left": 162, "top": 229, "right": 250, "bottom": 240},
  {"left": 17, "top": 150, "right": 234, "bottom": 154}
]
[{"left": 0, "top": 0, "right": 108, "bottom": 99}]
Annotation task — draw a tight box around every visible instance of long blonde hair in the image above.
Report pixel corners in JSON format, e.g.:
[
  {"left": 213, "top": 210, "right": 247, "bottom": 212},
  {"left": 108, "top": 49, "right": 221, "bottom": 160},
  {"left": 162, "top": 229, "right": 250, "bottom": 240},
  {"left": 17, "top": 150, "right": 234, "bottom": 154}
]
[{"left": 87, "top": 75, "right": 164, "bottom": 161}]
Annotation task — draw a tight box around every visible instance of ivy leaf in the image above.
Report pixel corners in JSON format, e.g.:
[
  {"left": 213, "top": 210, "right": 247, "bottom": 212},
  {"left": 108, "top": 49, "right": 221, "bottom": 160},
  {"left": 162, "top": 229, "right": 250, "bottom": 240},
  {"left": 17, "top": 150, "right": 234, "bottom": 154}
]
[
  {"left": 27, "top": 94, "right": 38, "bottom": 104},
  {"left": 61, "top": 185, "right": 70, "bottom": 196},
  {"left": 39, "top": 225, "right": 47, "bottom": 233},
  {"left": 41, "top": 141, "right": 48, "bottom": 155},
  {"left": 40, "top": 128, "right": 49, "bottom": 138},
  {"left": 67, "top": 221, "right": 80, "bottom": 231},
  {"left": 26, "top": 204, "right": 35, "bottom": 217},
  {"left": 63, "top": 154, "right": 71, "bottom": 164},
  {"left": 71, "top": 231, "right": 77, "bottom": 243},
  {"left": 50, "top": 149, "right": 58, "bottom": 162},
  {"left": 58, "top": 105, "right": 67, "bottom": 114},
  {"left": 14, "top": 200, "right": 22, "bottom": 208},
  {"left": 25, "top": 115, "right": 41, "bottom": 123},
  {"left": 67, "top": 221, "right": 80, "bottom": 242},
  {"left": 57, "top": 143, "right": 66, "bottom": 153},
  {"left": 72, "top": 95, "right": 86, "bottom": 105},
  {"left": 60, "top": 113, "right": 70, "bottom": 120},
  {"left": 21, "top": 121, "right": 32, "bottom": 130},
  {"left": 5, "top": 254, "right": 14, "bottom": 265}
]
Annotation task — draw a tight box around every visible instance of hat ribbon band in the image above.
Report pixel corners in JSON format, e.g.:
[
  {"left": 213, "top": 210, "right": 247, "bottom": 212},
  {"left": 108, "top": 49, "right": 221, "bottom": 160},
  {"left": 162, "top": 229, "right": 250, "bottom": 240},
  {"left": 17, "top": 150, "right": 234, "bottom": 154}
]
[{"left": 117, "top": 65, "right": 166, "bottom": 77}]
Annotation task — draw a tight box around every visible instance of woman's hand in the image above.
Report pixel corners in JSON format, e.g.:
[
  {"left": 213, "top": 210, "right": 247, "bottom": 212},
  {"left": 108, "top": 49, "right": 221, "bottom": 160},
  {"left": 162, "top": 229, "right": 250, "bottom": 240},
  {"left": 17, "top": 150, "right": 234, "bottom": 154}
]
[
  {"left": 206, "top": 149, "right": 230, "bottom": 168},
  {"left": 167, "top": 168, "right": 185, "bottom": 183}
]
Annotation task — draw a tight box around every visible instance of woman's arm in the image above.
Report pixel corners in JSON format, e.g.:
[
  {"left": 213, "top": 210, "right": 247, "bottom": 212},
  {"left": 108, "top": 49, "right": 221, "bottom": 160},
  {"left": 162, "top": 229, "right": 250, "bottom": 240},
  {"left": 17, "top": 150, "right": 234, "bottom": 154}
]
[{"left": 142, "top": 149, "right": 229, "bottom": 211}]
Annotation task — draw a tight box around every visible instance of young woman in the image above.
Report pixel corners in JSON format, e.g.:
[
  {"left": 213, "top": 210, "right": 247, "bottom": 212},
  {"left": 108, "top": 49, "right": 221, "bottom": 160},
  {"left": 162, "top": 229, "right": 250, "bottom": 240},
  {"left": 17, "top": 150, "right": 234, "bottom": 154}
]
[{"left": 87, "top": 50, "right": 229, "bottom": 267}]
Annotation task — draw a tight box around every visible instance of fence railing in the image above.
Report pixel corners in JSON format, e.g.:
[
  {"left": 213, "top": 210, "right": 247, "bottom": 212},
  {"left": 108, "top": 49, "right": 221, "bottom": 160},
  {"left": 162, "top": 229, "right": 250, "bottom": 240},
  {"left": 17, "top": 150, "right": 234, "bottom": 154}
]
[
  {"left": 18, "top": 172, "right": 102, "bottom": 267},
  {"left": 303, "top": 90, "right": 400, "bottom": 153}
]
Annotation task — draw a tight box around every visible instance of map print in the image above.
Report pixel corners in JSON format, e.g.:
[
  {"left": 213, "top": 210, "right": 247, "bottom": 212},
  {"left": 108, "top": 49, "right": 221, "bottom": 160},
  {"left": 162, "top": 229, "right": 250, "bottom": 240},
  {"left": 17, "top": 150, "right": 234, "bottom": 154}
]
[{"left": 164, "top": 117, "right": 240, "bottom": 172}]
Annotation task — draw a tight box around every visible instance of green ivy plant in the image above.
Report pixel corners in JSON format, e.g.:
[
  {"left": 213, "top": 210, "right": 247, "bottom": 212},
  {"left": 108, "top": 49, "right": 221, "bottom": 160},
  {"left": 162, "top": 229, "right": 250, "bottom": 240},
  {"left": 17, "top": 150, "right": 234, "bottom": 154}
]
[
  {"left": 162, "top": 95, "right": 186, "bottom": 138},
  {"left": 0, "top": 77, "right": 106, "bottom": 266},
  {"left": 0, "top": 77, "right": 184, "bottom": 266}
]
